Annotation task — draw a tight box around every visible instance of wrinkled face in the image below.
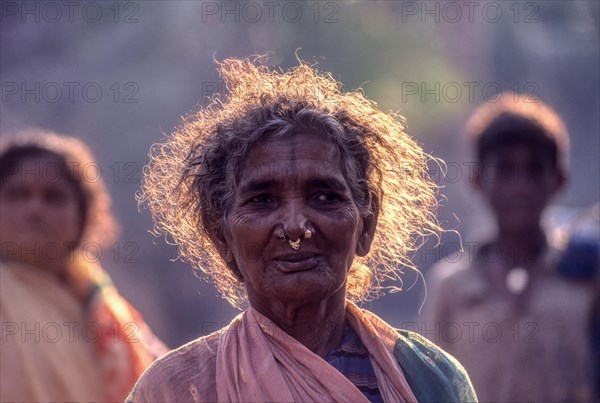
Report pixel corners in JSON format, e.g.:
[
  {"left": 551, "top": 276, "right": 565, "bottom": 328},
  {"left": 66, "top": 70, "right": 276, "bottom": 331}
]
[
  {"left": 0, "top": 155, "right": 82, "bottom": 271},
  {"left": 222, "top": 131, "right": 375, "bottom": 308},
  {"left": 476, "top": 144, "right": 563, "bottom": 235}
]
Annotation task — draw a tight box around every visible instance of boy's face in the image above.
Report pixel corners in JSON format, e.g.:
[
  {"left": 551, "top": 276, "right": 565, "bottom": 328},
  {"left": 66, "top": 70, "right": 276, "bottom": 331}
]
[{"left": 475, "top": 143, "right": 565, "bottom": 235}]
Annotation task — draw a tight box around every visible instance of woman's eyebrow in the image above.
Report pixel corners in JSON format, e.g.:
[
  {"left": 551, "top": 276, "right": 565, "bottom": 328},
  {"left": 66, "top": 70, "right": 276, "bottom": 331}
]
[
  {"left": 306, "top": 177, "right": 347, "bottom": 191},
  {"left": 238, "top": 179, "right": 277, "bottom": 195}
]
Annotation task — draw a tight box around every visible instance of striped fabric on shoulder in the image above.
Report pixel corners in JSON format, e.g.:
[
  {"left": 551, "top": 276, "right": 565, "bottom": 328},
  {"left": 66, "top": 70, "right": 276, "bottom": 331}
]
[{"left": 324, "top": 324, "right": 384, "bottom": 403}]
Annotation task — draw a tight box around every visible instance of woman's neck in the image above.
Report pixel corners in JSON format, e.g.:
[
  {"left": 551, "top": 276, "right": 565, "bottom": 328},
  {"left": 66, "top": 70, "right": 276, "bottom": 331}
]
[{"left": 250, "top": 291, "right": 347, "bottom": 357}]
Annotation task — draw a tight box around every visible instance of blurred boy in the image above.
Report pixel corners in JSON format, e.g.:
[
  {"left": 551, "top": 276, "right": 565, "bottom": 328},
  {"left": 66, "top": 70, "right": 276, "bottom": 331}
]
[{"left": 424, "top": 95, "right": 594, "bottom": 402}]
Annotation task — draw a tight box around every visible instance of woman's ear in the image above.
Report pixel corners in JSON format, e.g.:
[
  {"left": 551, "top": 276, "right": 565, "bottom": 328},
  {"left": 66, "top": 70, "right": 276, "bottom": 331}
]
[
  {"left": 223, "top": 247, "right": 235, "bottom": 263},
  {"left": 551, "top": 169, "right": 567, "bottom": 195},
  {"left": 210, "top": 229, "right": 244, "bottom": 281},
  {"left": 356, "top": 193, "right": 379, "bottom": 257},
  {"left": 215, "top": 234, "right": 238, "bottom": 269},
  {"left": 203, "top": 213, "right": 245, "bottom": 281},
  {"left": 203, "top": 213, "right": 236, "bottom": 263}
]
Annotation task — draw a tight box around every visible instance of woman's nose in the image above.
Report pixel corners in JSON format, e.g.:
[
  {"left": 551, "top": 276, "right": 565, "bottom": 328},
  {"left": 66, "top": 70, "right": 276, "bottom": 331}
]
[
  {"left": 24, "top": 196, "right": 45, "bottom": 220},
  {"left": 279, "top": 200, "right": 308, "bottom": 240}
]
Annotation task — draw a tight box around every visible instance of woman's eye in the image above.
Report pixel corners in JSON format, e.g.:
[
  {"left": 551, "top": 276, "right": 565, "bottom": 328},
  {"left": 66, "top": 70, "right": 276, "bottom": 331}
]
[
  {"left": 45, "top": 189, "right": 68, "bottom": 205},
  {"left": 250, "top": 194, "right": 274, "bottom": 204},
  {"left": 3, "top": 187, "right": 28, "bottom": 202},
  {"left": 315, "top": 193, "right": 340, "bottom": 202}
]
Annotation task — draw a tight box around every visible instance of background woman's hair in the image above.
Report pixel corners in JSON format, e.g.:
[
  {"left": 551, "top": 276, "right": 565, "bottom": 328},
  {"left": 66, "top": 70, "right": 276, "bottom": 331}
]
[
  {"left": 0, "top": 129, "right": 118, "bottom": 248},
  {"left": 139, "top": 56, "right": 441, "bottom": 309}
]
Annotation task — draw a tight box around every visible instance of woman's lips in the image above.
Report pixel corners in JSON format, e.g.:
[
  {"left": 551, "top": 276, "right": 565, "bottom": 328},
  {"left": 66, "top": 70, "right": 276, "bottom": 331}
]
[{"left": 272, "top": 253, "right": 319, "bottom": 273}]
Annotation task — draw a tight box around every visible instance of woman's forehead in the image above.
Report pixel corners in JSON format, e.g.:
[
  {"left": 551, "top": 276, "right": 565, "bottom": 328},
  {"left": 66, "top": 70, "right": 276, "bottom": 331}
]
[
  {"left": 238, "top": 132, "right": 345, "bottom": 183},
  {"left": 2, "top": 154, "right": 76, "bottom": 189},
  {"left": 246, "top": 132, "right": 339, "bottom": 164},
  {"left": 4, "top": 154, "right": 62, "bottom": 178}
]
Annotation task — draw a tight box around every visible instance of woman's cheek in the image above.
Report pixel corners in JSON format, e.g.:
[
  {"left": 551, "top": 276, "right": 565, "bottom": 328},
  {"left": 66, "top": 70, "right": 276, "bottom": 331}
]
[
  {"left": 237, "top": 241, "right": 265, "bottom": 265},
  {"left": 319, "top": 206, "right": 361, "bottom": 236}
]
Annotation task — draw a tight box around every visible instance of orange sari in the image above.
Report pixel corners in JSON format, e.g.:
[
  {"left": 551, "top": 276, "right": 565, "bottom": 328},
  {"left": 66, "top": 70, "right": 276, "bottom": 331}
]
[{"left": 0, "top": 259, "right": 167, "bottom": 402}]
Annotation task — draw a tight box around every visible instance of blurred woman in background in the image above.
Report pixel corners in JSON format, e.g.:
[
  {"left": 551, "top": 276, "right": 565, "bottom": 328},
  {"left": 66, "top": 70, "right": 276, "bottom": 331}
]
[{"left": 0, "top": 130, "right": 166, "bottom": 402}]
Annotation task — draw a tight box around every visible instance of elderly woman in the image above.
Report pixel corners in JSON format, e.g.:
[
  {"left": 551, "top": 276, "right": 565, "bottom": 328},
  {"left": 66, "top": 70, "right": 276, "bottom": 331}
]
[
  {"left": 0, "top": 131, "right": 166, "bottom": 402},
  {"left": 130, "top": 58, "right": 476, "bottom": 402}
]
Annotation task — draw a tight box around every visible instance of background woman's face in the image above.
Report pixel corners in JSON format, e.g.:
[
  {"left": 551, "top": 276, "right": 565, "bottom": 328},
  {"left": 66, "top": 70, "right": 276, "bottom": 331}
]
[
  {"left": 0, "top": 155, "right": 82, "bottom": 270},
  {"left": 224, "top": 131, "right": 370, "bottom": 309}
]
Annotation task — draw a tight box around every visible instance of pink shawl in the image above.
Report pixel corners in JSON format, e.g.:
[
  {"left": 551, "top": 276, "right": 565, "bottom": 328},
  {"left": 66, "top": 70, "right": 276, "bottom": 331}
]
[{"left": 216, "top": 302, "right": 417, "bottom": 402}]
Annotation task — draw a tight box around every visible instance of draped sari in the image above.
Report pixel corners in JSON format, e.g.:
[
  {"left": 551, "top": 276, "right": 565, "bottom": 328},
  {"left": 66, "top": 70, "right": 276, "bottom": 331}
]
[
  {"left": 0, "top": 259, "right": 167, "bottom": 402},
  {"left": 128, "top": 302, "right": 476, "bottom": 402}
]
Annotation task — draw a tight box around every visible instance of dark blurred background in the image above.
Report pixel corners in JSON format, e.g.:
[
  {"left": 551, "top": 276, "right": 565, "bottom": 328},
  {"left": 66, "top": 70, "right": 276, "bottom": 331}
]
[{"left": 1, "top": 0, "right": 598, "bottom": 348}]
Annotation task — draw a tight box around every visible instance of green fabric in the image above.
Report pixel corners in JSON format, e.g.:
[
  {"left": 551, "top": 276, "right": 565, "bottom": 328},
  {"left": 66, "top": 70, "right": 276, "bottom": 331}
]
[{"left": 394, "top": 330, "right": 478, "bottom": 403}]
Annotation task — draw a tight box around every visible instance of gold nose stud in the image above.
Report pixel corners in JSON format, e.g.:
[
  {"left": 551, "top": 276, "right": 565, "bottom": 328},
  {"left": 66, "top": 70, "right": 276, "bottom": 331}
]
[
  {"left": 289, "top": 239, "right": 301, "bottom": 251},
  {"left": 278, "top": 227, "right": 313, "bottom": 251}
]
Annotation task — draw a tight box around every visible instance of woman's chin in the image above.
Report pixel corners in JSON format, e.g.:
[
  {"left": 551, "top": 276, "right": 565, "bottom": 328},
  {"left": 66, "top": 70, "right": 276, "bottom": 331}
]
[{"left": 255, "top": 272, "right": 345, "bottom": 306}]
